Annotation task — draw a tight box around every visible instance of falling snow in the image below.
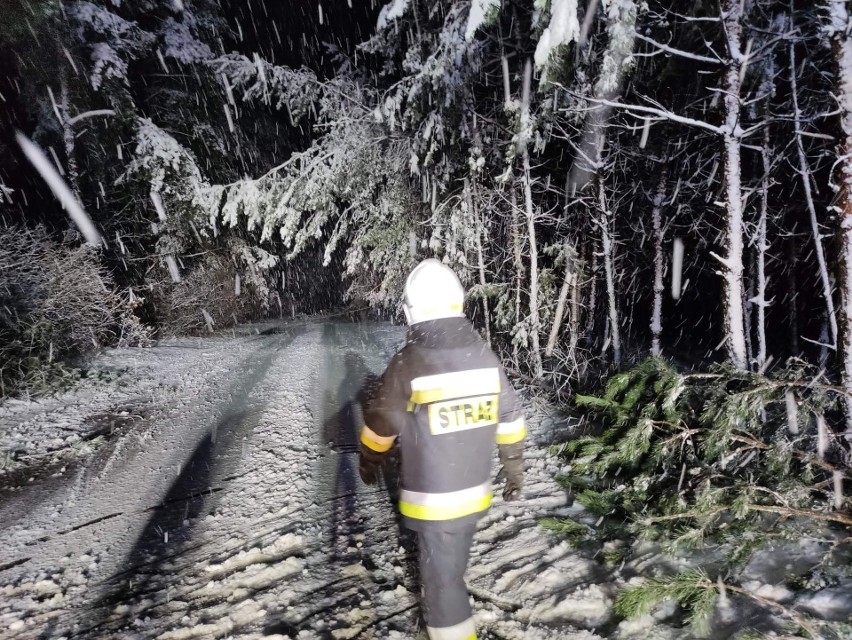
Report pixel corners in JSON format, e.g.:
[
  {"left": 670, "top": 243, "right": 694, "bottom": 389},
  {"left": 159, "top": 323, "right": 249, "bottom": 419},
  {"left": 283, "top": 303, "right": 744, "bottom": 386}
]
[
  {"left": 1, "top": 1, "right": 850, "bottom": 638},
  {"left": 15, "top": 133, "right": 102, "bottom": 247}
]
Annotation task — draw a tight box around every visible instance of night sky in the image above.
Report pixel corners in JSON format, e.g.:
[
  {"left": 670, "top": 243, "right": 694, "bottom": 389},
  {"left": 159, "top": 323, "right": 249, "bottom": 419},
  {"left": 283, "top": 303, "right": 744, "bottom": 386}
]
[{"left": 220, "top": 0, "right": 382, "bottom": 72}]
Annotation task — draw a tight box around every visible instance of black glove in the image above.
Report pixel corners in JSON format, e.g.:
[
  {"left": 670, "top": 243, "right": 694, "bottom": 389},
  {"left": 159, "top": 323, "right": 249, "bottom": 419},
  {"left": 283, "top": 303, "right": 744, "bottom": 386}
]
[
  {"left": 359, "top": 446, "right": 384, "bottom": 486},
  {"left": 497, "top": 442, "right": 524, "bottom": 501}
]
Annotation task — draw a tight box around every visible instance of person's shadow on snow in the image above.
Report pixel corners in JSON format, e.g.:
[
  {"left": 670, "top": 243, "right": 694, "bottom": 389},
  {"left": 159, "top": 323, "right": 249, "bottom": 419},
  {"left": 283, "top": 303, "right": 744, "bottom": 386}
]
[
  {"left": 320, "top": 349, "right": 420, "bottom": 600},
  {"left": 335, "top": 350, "right": 420, "bottom": 592},
  {"left": 320, "top": 350, "right": 416, "bottom": 566},
  {"left": 263, "top": 331, "right": 418, "bottom": 637},
  {"left": 263, "top": 348, "right": 381, "bottom": 638},
  {"left": 322, "top": 351, "right": 379, "bottom": 560}
]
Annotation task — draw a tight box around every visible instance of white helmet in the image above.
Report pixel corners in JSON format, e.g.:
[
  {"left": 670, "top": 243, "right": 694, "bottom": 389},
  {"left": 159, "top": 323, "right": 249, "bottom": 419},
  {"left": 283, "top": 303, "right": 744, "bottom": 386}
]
[{"left": 403, "top": 259, "right": 465, "bottom": 325}]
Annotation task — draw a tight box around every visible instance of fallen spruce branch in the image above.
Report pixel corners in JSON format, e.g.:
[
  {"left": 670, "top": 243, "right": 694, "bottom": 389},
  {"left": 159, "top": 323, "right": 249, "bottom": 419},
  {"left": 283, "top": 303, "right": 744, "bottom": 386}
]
[{"left": 615, "top": 569, "right": 822, "bottom": 639}]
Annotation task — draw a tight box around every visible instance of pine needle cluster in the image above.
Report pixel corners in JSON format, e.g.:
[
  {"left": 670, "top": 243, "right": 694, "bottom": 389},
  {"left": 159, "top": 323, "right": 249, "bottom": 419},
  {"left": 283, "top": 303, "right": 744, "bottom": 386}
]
[
  {"left": 538, "top": 516, "right": 590, "bottom": 546},
  {"left": 614, "top": 569, "right": 718, "bottom": 635}
]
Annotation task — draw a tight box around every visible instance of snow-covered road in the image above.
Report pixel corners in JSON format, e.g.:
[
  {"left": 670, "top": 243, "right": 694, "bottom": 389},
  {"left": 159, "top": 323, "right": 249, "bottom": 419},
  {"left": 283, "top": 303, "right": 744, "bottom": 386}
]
[
  {"left": 4, "top": 321, "right": 828, "bottom": 640},
  {"left": 0, "top": 320, "right": 609, "bottom": 639}
]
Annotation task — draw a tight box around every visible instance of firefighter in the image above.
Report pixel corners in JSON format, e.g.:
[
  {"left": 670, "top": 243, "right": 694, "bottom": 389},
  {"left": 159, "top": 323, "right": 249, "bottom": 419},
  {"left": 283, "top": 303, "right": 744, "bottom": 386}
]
[{"left": 359, "top": 258, "right": 526, "bottom": 640}]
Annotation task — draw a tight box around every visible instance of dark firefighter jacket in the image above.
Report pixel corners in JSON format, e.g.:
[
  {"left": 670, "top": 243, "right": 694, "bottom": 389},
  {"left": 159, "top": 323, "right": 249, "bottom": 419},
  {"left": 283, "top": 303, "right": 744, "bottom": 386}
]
[{"left": 361, "top": 316, "right": 526, "bottom": 531}]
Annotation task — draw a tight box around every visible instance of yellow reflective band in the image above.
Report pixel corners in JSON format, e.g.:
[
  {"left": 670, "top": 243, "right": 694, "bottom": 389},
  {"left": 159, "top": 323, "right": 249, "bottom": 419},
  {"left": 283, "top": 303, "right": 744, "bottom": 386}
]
[
  {"left": 496, "top": 425, "right": 526, "bottom": 445},
  {"left": 400, "top": 494, "right": 491, "bottom": 521},
  {"left": 495, "top": 418, "right": 526, "bottom": 444},
  {"left": 426, "top": 615, "right": 477, "bottom": 639},
  {"left": 360, "top": 425, "right": 396, "bottom": 453},
  {"left": 410, "top": 368, "right": 501, "bottom": 405},
  {"left": 399, "top": 484, "right": 492, "bottom": 521}
]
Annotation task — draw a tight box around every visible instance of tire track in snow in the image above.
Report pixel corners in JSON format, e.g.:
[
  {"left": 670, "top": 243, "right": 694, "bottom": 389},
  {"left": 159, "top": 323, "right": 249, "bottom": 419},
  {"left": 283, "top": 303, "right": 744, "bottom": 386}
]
[
  {"left": 76, "top": 327, "right": 309, "bottom": 636},
  {"left": 58, "top": 322, "right": 411, "bottom": 639},
  {"left": 1, "top": 326, "right": 310, "bottom": 638}
]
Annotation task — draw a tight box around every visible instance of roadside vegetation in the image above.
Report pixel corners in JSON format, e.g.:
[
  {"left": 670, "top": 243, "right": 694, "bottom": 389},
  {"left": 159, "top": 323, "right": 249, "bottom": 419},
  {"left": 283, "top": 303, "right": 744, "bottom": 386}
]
[
  {"left": 542, "top": 358, "right": 851, "bottom": 638},
  {"left": 0, "top": 226, "right": 150, "bottom": 397}
]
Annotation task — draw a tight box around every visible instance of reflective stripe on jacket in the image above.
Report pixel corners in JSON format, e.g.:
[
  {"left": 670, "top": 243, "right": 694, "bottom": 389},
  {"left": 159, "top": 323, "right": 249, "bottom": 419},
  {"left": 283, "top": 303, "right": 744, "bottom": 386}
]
[{"left": 361, "top": 317, "right": 525, "bottom": 531}]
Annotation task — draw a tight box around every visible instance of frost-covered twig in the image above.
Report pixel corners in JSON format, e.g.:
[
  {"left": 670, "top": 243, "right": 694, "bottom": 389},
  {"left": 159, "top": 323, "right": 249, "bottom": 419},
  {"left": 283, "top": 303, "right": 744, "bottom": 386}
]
[
  {"left": 65, "top": 109, "right": 116, "bottom": 126},
  {"left": 633, "top": 32, "right": 722, "bottom": 64},
  {"left": 519, "top": 60, "right": 543, "bottom": 378},
  {"left": 597, "top": 186, "right": 621, "bottom": 367},
  {"left": 724, "top": 584, "right": 820, "bottom": 639},
  {"left": 564, "top": 94, "right": 724, "bottom": 135}
]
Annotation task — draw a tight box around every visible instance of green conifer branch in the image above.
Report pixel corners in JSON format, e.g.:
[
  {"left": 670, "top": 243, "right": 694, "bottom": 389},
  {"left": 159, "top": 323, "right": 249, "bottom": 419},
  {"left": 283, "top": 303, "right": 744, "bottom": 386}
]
[
  {"left": 615, "top": 570, "right": 823, "bottom": 638},
  {"left": 538, "top": 517, "right": 590, "bottom": 545},
  {"left": 614, "top": 569, "right": 717, "bottom": 634},
  {"left": 560, "top": 356, "right": 851, "bottom": 629}
]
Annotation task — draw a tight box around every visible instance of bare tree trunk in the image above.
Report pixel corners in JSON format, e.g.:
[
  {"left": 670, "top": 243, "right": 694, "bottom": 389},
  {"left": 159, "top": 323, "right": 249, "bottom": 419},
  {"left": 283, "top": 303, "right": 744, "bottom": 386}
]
[
  {"left": 599, "top": 182, "right": 621, "bottom": 367},
  {"left": 523, "top": 153, "right": 543, "bottom": 377},
  {"left": 469, "top": 184, "right": 491, "bottom": 345},
  {"left": 719, "top": 0, "right": 748, "bottom": 370},
  {"left": 566, "top": 0, "right": 638, "bottom": 193},
  {"left": 475, "top": 232, "right": 491, "bottom": 345},
  {"left": 786, "top": 237, "right": 800, "bottom": 357},
  {"left": 520, "top": 60, "right": 543, "bottom": 378},
  {"left": 510, "top": 188, "right": 524, "bottom": 364},
  {"left": 59, "top": 72, "right": 80, "bottom": 198},
  {"left": 568, "top": 252, "right": 582, "bottom": 361},
  {"left": 744, "top": 257, "right": 755, "bottom": 368},
  {"left": 830, "top": 0, "right": 852, "bottom": 438},
  {"left": 650, "top": 167, "right": 668, "bottom": 356},
  {"left": 790, "top": 38, "right": 838, "bottom": 347},
  {"left": 755, "top": 125, "right": 771, "bottom": 370},
  {"left": 587, "top": 242, "right": 599, "bottom": 337},
  {"left": 546, "top": 241, "right": 575, "bottom": 357}
]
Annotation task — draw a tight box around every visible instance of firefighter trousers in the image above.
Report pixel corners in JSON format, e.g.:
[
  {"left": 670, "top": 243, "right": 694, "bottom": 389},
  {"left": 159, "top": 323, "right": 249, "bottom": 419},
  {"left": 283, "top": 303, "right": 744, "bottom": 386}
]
[{"left": 418, "top": 524, "right": 477, "bottom": 640}]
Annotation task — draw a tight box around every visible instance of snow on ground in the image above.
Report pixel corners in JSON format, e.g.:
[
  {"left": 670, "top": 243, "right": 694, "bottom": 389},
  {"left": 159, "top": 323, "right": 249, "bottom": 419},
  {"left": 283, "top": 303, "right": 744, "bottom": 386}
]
[
  {"left": 1, "top": 335, "right": 245, "bottom": 461},
  {"left": 0, "top": 320, "right": 848, "bottom": 639}
]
